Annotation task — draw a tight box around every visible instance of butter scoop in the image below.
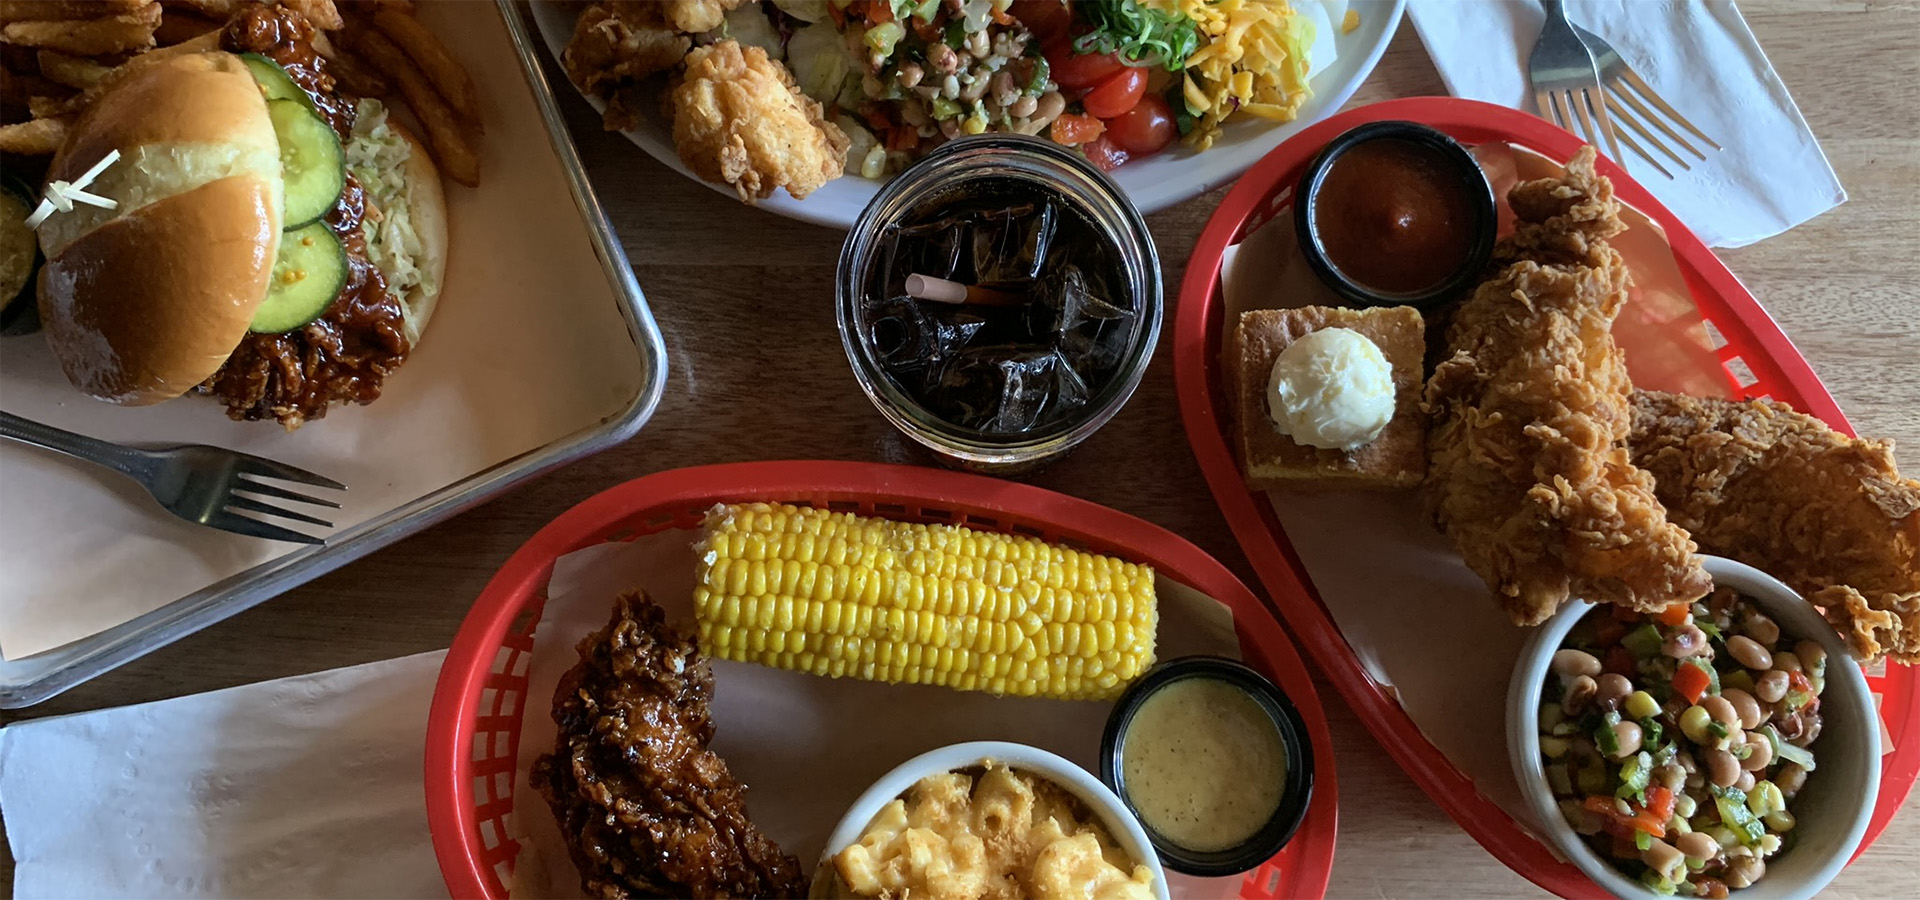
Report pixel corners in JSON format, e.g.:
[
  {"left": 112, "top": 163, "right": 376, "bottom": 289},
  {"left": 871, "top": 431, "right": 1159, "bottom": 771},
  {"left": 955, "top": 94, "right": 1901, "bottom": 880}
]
[{"left": 1265, "top": 327, "right": 1396, "bottom": 450}]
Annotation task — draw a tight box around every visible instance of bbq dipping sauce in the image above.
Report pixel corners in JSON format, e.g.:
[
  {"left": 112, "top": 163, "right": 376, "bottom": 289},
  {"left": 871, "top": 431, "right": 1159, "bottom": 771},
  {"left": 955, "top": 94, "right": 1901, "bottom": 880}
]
[
  {"left": 1101, "top": 657, "right": 1315, "bottom": 876},
  {"left": 838, "top": 135, "right": 1162, "bottom": 474},
  {"left": 1294, "top": 121, "right": 1496, "bottom": 310}
]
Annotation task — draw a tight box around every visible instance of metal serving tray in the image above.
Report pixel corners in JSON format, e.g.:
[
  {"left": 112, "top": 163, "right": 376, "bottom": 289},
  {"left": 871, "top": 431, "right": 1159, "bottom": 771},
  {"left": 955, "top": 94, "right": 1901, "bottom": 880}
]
[{"left": 0, "top": 0, "right": 666, "bottom": 707}]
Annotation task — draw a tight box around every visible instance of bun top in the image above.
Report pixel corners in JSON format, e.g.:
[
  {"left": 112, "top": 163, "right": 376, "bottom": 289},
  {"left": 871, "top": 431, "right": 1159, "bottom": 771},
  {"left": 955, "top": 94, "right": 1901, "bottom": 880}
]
[{"left": 37, "top": 52, "right": 287, "bottom": 405}]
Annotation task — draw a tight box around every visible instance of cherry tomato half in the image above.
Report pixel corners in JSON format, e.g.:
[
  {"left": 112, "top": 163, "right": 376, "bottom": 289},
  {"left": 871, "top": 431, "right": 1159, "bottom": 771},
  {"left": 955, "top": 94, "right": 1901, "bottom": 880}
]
[
  {"left": 1051, "top": 50, "right": 1126, "bottom": 92},
  {"left": 1009, "top": 0, "right": 1072, "bottom": 48},
  {"left": 1082, "top": 135, "right": 1130, "bottom": 172},
  {"left": 1082, "top": 66, "right": 1146, "bottom": 119},
  {"left": 1105, "top": 92, "right": 1176, "bottom": 156}
]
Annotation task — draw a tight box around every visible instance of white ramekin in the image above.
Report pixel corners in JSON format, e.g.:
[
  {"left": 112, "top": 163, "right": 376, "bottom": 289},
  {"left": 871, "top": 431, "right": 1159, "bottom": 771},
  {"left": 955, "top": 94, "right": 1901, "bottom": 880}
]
[{"left": 811, "top": 740, "right": 1171, "bottom": 900}]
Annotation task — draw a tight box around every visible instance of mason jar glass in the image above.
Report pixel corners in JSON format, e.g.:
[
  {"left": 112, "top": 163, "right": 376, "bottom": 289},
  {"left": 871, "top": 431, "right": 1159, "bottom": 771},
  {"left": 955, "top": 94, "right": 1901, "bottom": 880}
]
[{"left": 836, "top": 134, "right": 1162, "bottom": 474}]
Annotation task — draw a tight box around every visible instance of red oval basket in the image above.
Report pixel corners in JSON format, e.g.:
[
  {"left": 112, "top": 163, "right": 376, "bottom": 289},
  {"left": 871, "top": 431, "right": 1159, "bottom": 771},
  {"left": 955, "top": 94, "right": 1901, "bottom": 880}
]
[
  {"left": 1174, "top": 97, "right": 1917, "bottom": 898},
  {"left": 423, "top": 460, "right": 1340, "bottom": 899}
]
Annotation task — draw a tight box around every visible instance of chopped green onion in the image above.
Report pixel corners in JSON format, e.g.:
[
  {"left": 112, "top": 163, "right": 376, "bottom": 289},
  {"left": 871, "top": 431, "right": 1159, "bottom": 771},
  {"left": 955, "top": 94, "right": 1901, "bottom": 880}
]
[
  {"left": 1707, "top": 720, "right": 1729, "bottom": 741},
  {"left": 1697, "top": 620, "right": 1723, "bottom": 641},
  {"left": 865, "top": 21, "right": 905, "bottom": 56},
  {"left": 1616, "top": 751, "right": 1652, "bottom": 801},
  {"left": 1069, "top": 0, "right": 1202, "bottom": 70},
  {"left": 1642, "top": 719, "right": 1665, "bottom": 749},
  {"left": 1623, "top": 624, "right": 1664, "bottom": 658},
  {"left": 1596, "top": 721, "right": 1621, "bottom": 757},
  {"left": 1639, "top": 869, "right": 1677, "bottom": 896},
  {"left": 1764, "top": 724, "right": 1816, "bottom": 771},
  {"left": 1635, "top": 828, "right": 1653, "bottom": 851}
]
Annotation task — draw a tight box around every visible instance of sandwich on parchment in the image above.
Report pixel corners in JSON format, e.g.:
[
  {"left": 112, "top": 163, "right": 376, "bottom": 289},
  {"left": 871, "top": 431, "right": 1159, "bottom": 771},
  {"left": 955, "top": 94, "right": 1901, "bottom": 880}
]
[{"left": 34, "top": 5, "right": 445, "bottom": 429}]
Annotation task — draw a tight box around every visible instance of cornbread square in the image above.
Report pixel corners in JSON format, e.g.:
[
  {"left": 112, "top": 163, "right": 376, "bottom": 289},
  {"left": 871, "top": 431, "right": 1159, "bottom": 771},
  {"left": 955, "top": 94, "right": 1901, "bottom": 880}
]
[{"left": 1229, "top": 306, "right": 1426, "bottom": 491}]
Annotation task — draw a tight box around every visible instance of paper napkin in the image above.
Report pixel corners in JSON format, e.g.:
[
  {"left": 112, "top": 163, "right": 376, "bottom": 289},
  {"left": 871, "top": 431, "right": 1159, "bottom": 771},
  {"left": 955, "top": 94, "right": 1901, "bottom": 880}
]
[
  {"left": 1405, "top": 0, "right": 1845, "bottom": 248},
  {"left": 0, "top": 651, "right": 448, "bottom": 899}
]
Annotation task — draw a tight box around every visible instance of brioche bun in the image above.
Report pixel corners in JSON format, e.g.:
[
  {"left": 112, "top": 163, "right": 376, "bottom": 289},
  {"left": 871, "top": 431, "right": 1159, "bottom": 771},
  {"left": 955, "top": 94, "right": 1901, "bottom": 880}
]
[{"left": 37, "top": 51, "right": 284, "bottom": 405}]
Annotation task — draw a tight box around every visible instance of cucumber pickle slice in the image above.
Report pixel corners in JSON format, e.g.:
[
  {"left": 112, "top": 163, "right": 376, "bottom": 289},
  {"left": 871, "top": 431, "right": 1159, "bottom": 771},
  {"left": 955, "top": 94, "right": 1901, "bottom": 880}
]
[
  {"left": 240, "top": 53, "right": 311, "bottom": 108},
  {"left": 252, "top": 223, "right": 347, "bottom": 333},
  {"left": 269, "top": 99, "right": 345, "bottom": 229}
]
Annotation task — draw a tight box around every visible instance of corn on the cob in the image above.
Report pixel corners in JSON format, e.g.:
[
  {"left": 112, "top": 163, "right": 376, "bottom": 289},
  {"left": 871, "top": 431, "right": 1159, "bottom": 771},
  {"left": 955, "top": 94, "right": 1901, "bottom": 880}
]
[{"left": 693, "top": 502, "right": 1158, "bottom": 701}]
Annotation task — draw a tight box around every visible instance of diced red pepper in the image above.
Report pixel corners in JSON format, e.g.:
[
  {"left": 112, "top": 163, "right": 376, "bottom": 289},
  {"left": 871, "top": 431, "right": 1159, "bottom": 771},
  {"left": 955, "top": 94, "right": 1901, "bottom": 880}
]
[
  {"left": 1673, "top": 660, "right": 1711, "bottom": 704},
  {"left": 1583, "top": 794, "right": 1668, "bottom": 839},
  {"left": 1604, "top": 645, "right": 1637, "bottom": 678},
  {"left": 868, "top": 1, "right": 894, "bottom": 25},
  {"left": 1656, "top": 602, "right": 1693, "bottom": 626},
  {"left": 1645, "top": 785, "right": 1675, "bottom": 823}
]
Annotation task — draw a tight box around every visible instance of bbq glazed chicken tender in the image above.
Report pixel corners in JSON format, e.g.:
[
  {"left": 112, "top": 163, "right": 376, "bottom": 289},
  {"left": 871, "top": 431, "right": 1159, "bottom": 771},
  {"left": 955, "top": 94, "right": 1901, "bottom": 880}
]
[{"left": 671, "top": 40, "right": 849, "bottom": 203}]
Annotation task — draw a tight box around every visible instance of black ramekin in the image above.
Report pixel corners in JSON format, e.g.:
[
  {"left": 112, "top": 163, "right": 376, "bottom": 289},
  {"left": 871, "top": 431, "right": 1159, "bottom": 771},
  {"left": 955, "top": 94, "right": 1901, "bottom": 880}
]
[
  {"left": 1292, "top": 120, "right": 1497, "bottom": 310},
  {"left": 1099, "top": 656, "right": 1315, "bottom": 877}
]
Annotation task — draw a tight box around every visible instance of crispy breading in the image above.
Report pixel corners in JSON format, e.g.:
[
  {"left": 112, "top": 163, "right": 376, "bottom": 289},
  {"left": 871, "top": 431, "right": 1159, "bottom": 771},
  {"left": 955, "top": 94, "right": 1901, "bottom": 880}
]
[
  {"left": 671, "top": 40, "right": 848, "bottom": 202},
  {"left": 1424, "top": 148, "right": 1711, "bottom": 626},
  {"left": 562, "top": 1, "right": 689, "bottom": 132},
  {"left": 1630, "top": 390, "right": 1920, "bottom": 662},
  {"left": 663, "top": 0, "right": 749, "bottom": 33}
]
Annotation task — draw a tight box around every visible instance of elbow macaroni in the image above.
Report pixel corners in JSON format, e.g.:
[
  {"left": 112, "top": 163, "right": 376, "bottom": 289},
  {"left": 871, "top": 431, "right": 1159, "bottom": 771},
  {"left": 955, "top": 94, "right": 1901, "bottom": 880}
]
[
  {"left": 1147, "top": 0, "right": 1322, "bottom": 150},
  {"left": 832, "top": 764, "right": 1157, "bottom": 900}
]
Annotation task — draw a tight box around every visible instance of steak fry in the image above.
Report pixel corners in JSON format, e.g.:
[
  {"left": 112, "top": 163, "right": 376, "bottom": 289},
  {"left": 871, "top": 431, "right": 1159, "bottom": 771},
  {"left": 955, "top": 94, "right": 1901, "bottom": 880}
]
[
  {"left": 1631, "top": 390, "right": 1920, "bottom": 663},
  {"left": 533, "top": 591, "right": 805, "bottom": 899},
  {"left": 1424, "top": 148, "right": 1711, "bottom": 626}
]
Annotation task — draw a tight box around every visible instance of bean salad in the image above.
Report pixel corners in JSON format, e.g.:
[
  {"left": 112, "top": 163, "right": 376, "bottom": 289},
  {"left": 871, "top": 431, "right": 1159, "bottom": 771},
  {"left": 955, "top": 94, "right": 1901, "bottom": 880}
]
[{"left": 1539, "top": 588, "right": 1830, "bottom": 897}]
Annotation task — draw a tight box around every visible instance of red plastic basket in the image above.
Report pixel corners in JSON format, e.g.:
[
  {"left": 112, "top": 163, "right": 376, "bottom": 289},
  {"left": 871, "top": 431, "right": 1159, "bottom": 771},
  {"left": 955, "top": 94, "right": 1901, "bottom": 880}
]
[
  {"left": 423, "top": 460, "right": 1340, "bottom": 899},
  {"left": 1173, "top": 97, "right": 1917, "bottom": 899}
]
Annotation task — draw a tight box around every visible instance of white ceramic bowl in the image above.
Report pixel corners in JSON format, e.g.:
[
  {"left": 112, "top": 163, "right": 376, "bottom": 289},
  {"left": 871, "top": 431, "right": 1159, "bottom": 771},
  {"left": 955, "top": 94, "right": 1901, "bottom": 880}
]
[
  {"left": 1508, "top": 556, "right": 1881, "bottom": 900},
  {"left": 812, "top": 741, "right": 1171, "bottom": 900},
  {"left": 527, "top": 0, "right": 1408, "bottom": 229}
]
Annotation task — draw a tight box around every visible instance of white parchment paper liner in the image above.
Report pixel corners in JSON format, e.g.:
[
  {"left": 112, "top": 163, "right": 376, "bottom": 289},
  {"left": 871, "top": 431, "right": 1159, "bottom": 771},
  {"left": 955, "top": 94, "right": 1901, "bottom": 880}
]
[
  {"left": 1216, "top": 143, "right": 1730, "bottom": 830},
  {"left": 504, "top": 527, "right": 1255, "bottom": 899}
]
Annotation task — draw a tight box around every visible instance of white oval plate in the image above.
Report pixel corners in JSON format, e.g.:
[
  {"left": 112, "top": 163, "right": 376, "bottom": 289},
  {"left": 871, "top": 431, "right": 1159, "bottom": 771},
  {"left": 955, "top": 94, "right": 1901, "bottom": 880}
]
[{"left": 530, "top": 0, "right": 1406, "bottom": 229}]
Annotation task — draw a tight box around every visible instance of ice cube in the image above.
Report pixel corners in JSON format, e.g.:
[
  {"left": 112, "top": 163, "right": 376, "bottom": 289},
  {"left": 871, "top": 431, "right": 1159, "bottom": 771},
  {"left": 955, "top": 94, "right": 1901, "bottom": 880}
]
[
  {"left": 877, "top": 217, "right": 969, "bottom": 299},
  {"left": 970, "top": 201, "right": 1056, "bottom": 286},
  {"left": 930, "top": 347, "right": 1090, "bottom": 434},
  {"left": 867, "top": 297, "right": 987, "bottom": 387}
]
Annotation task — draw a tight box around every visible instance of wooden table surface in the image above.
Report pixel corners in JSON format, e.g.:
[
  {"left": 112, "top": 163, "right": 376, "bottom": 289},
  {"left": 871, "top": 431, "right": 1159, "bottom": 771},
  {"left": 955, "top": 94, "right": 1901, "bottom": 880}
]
[{"left": 3, "top": 2, "right": 1916, "bottom": 896}]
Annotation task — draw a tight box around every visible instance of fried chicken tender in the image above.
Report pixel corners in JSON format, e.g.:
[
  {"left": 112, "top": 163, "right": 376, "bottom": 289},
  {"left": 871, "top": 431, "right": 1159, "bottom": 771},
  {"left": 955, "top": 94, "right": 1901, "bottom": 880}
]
[
  {"left": 1631, "top": 390, "right": 1920, "bottom": 662},
  {"left": 672, "top": 40, "right": 848, "bottom": 202},
  {"left": 1424, "top": 148, "right": 1711, "bottom": 626},
  {"left": 532, "top": 591, "right": 806, "bottom": 899},
  {"left": 563, "top": 1, "right": 690, "bottom": 132},
  {"left": 664, "top": 0, "right": 751, "bottom": 33}
]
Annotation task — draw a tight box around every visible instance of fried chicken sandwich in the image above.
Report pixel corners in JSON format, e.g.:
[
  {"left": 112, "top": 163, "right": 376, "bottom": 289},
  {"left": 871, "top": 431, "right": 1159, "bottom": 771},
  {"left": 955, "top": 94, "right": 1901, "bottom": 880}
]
[{"left": 34, "top": 4, "right": 445, "bottom": 429}]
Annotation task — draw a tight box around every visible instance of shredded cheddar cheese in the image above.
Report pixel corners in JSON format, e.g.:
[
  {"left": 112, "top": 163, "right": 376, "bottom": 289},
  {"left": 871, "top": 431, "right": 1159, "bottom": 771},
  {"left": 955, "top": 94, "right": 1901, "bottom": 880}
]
[{"left": 1146, "top": 0, "right": 1318, "bottom": 150}]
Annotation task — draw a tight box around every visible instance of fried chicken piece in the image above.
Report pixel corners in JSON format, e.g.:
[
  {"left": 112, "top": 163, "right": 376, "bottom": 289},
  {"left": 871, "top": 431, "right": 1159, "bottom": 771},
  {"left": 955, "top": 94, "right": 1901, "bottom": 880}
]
[
  {"left": 1631, "top": 390, "right": 1920, "bottom": 662},
  {"left": 532, "top": 591, "right": 806, "bottom": 899},
  {"left": 563, "top": 1, "right": 690, "bottom": 132},
  {"left": 671, "top": 40, "right": 849, "bottom": 203},
  {"left": 664, "top": 0, "right": 750, "bottom": 33},
  {"left": 1423, "top": 148, "right": 1711, "bottom": 626}
]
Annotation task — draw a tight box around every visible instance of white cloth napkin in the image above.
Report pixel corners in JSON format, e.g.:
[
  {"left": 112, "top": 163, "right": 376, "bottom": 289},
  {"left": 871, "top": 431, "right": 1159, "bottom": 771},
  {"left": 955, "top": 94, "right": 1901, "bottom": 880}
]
[
  {"left": 0, "top": 651, "right": 448, "bottom": 899},
  {"left": 1405, "top": 0, "right": 1844, "bottom": 248}
]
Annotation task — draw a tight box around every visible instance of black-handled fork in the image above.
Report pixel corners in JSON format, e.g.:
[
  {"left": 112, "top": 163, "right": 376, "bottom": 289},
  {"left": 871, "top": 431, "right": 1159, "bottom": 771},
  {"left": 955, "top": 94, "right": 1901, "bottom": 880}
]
[{"left": 0, "top": 411, "right": 345, "bottom": 544}]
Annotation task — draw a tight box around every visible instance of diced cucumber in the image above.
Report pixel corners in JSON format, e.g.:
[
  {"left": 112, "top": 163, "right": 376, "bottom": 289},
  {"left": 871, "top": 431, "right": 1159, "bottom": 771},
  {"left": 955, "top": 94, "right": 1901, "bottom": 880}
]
[
  {"left": 241, "top": 53, "right": 311, "bottom": 109},
  {"left": 252, "top": 223, "right": 346, "bottom": 333},
  {"left": 268, "top": 99, "right": 344, "bottom": 229}
]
